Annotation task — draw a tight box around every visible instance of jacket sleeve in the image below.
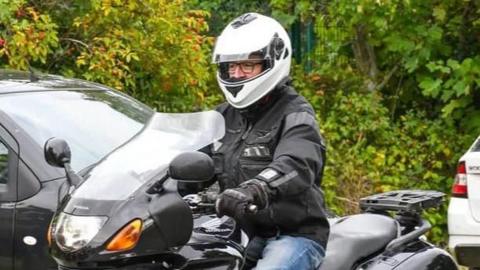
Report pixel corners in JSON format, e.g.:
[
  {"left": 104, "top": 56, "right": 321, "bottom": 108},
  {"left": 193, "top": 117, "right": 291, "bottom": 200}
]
[{"left": 260, "top": 111, "right": 326, "bottom": 197}]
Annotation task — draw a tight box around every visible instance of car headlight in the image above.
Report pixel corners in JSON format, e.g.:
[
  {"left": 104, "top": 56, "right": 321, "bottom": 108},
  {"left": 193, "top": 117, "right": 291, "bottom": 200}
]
[{"left": 54, "top": 213, "right": 107, "bottom": 252}]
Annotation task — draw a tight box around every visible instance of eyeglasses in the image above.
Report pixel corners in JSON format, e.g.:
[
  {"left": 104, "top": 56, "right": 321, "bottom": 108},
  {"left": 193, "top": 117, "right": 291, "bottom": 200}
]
[{"left": 228, "top": 61, "right": 262, "bottom": 74}]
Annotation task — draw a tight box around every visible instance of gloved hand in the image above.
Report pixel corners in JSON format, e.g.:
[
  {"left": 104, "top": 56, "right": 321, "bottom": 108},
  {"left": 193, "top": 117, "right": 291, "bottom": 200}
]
[{"left": 215, "top": 179, "right": 270, "bottom": 219}]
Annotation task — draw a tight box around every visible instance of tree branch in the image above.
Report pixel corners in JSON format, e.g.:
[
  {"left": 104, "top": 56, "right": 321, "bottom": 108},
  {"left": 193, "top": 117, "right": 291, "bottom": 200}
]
[
  {"left": 60, "top": 37, "right": 91, "bottom": 52},
  {"left": 376, "top": 64, "right": 399, "bottom": 91}
]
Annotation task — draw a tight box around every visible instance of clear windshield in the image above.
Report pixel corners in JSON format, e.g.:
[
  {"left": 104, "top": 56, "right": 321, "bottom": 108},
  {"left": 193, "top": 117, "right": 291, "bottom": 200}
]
[
  {"left": 0, "top": 90, "right": 153, "bottom": 171},
  {"left": 73, "top": 111, "right": 225, "bottom": 200}
]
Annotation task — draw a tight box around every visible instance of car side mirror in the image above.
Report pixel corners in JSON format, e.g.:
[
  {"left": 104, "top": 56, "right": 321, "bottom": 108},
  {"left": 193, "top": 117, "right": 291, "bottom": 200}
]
[
  {"left": 169, "top": 151, "right": 214, "bottom": 183},
  {"left": 44, "top": 137, "right": 82, "bottom": 204},
  {"left": 44, "top": 137, "right": 71, "bottom": 168}
]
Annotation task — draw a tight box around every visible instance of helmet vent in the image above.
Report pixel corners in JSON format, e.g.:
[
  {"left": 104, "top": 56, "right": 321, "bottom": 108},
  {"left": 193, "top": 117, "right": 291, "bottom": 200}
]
[
  {"left": 226, "top": 85, "right": 244, "bottom": 97},
  {"left": 231, "top": 13, "right": 258, "bottom": 29},
  {"left": 283, "top": 48, "right": 289, "bottom": 59},
  {"left": 273, "top": 36, "right": 285, "bottom": 60}
]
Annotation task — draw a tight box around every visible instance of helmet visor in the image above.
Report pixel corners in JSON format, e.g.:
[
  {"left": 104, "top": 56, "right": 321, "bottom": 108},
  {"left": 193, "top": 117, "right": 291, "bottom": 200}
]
[
  {"left": 214, "top": 46, "right": 273, "bottom": 82},
  {"left": 213, "top": 34, "right": 286, "bottom": 83},
  {"left": 213, "top": 49, "right": 267, "bottom": 63},
  {"left": 212, "top": 33, "right": 285, "bottom": 64}
]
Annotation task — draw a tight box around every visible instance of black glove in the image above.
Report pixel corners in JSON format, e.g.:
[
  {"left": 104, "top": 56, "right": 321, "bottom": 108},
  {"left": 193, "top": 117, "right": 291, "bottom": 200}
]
[{"left": 215, "top": 179, "right": 271, "bottom": 219}]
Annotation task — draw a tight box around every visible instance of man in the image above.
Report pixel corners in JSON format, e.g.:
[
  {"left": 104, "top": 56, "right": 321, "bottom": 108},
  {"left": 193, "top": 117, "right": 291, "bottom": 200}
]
[{"left": 211, "top": 13, "right": 329, "bottom": 269}]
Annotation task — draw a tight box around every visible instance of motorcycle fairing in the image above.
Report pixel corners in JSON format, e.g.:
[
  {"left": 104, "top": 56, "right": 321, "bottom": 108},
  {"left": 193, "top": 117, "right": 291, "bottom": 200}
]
[{"left": 50, "top": 111, "right": 226, "bottom": 266}]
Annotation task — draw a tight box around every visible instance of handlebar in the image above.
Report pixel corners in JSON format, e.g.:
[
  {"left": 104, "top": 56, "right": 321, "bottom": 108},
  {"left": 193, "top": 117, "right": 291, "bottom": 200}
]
[{"left": 184, "top": 191, "right": 258, "bottom": 215}]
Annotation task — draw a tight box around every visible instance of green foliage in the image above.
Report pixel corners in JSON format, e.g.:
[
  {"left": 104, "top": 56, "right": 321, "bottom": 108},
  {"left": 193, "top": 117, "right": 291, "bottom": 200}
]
[
  {"left": 186, "top": 0, "right": 271, "bottom": 34},
  {"left": 0, "top": 0, "right": 59, "bottom": 69},
  {"left": 0, "top": 0, "right": 221, "bottom": 111},
  {"left": 420, "top": 57, "right": 480, "bottom": 122},
  {"left": 269, "top": 0, "right": 324, "bottom": 26},
  {"left": 69, "top": 0, "right": 218, "bottom": 111},
  {"left": 311, "top": 0, "right": 480, "bottom": 131},
  {"left": 295, "top": 72, "right": 473, "bottom": 244}
]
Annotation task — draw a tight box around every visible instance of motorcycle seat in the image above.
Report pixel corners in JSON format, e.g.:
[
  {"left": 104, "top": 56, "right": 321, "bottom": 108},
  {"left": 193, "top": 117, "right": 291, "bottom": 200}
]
[{"left": 319, "top": 213, "right": 398, "bottom": 270}]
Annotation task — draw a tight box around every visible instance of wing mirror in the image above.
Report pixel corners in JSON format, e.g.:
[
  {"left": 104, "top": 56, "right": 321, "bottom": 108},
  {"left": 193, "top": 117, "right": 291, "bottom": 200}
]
[
  {"left": 169, "top": 151, "right": 215, "bottom": 182},
  {"left": 44, "top": 137, "right": 71, "bottom": 168},
  {"left": 147, "top": 151, "right": 214, "bottom": 194},
  {"left": 44, "top": 137, "right": 83, "bottom": 198}
]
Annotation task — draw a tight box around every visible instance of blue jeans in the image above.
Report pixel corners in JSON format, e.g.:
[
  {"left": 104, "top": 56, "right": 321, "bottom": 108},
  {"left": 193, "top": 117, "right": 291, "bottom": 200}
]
[{"left": 249, "top": 235, "right": 325, "bottom": 270}]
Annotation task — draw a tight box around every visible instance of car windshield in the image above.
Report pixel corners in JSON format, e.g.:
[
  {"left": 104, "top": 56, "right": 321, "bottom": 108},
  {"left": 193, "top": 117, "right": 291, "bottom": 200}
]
[
  {"left": 73, "top": 111, "right": 225, "bottom": 201},
  {"left": 0, "top": 90, "right": 153, "bottom": 171}
]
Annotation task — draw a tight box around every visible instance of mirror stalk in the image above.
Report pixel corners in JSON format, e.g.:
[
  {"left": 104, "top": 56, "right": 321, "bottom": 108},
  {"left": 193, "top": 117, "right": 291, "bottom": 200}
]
[
  {"left": 64, "top": 163, "right": 83, "bottom": 188},
  {"left": 146, "top": 173, "right": 170, "bottom": 194}
]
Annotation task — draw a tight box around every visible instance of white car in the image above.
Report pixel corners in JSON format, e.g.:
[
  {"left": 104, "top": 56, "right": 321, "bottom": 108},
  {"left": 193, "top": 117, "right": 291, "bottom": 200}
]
[{"left": 448, "top": 135, "right": 480, "bottom": 269}]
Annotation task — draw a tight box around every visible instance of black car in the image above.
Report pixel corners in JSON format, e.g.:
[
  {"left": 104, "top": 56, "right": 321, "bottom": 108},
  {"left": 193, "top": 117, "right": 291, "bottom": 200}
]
[{"left": 0, "top": 70, "right": 154, "bottom": 269}]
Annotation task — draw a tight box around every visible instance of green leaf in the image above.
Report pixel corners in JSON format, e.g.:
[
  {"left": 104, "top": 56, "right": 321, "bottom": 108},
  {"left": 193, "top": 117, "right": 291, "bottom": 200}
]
[
  {"left": 447, "top": 59, "right": 460, "bottom": 70},
  {"left": 419, "top": 77, "right": 442, "bottom": 97},
  {"left": 433, "top": 6, "right": 446, "bottom": 22},
  {"left": 405, "top": 57, "right": 419, "bottom": 72},
  {"left": 428, "top": 26, "right": 443, "bottom": 41},
  {"left": 452, "top": 80, "right": 470, "bottom": 97},
  {"left": 441, "top": 98, "right": 470, "bottom": 116}
]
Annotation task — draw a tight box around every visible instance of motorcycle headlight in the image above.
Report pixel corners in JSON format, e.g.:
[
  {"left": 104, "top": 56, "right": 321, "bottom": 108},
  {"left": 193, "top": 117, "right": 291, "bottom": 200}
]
[{"left": 54, "top": 213, "right": 107, "bottom": 252}]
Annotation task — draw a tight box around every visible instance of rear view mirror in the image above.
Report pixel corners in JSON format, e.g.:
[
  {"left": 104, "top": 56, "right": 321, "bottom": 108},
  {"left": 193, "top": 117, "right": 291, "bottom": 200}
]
[
  {"left": 169, "top": 151, "right": 214, "bottom": 183},
  {"left": 44, "top": 137, "right": 71, "bottom": 168},
  {"left": 44, "top": 137, "right": 82, "bottom": 203}
]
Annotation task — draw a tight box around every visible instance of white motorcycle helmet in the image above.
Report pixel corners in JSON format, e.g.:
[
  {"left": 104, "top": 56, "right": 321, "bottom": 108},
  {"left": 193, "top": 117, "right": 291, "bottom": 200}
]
[{"left": 213, "top": 13, "right": 292, "bottom": 109}]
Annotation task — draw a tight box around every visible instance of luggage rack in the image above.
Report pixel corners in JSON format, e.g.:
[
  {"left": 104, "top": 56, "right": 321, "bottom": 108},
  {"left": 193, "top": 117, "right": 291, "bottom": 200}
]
[{"left": 359, "top": 190, "right": 444, "bottom": 213}]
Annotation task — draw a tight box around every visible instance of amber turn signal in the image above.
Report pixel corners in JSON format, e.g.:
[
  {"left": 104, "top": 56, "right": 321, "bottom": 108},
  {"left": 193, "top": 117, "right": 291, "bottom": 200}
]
[{"left": 106, "top": 219, "right": 142, "bottom": 252}]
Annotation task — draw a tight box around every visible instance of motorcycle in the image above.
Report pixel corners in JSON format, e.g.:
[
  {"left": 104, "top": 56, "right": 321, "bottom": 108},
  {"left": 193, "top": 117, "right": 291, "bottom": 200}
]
[{"left": 45, "top": 111, "right": 458, "bottom": 270}]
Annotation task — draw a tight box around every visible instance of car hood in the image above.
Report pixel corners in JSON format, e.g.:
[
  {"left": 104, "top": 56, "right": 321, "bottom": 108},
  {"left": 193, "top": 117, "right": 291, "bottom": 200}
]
[{"left": 70, "top": 111, "right": 225, "bottom": 201}]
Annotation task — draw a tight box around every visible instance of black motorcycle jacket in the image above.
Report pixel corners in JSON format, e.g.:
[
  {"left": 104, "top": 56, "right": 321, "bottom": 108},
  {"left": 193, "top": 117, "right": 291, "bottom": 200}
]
[{"left": 212, "top": 82, "right": 330, "bottom": 248}]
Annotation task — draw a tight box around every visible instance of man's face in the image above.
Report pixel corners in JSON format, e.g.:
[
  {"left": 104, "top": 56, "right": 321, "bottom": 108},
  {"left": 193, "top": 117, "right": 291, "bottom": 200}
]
[{"left": 228, "top": 60, "right": 263, "bottom": 80}]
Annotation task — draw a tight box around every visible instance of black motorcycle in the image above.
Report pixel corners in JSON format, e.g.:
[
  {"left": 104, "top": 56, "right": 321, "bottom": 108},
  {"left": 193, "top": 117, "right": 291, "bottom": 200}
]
[{"left": 45, "top": 111, "right": 458, "bottom": 270}]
